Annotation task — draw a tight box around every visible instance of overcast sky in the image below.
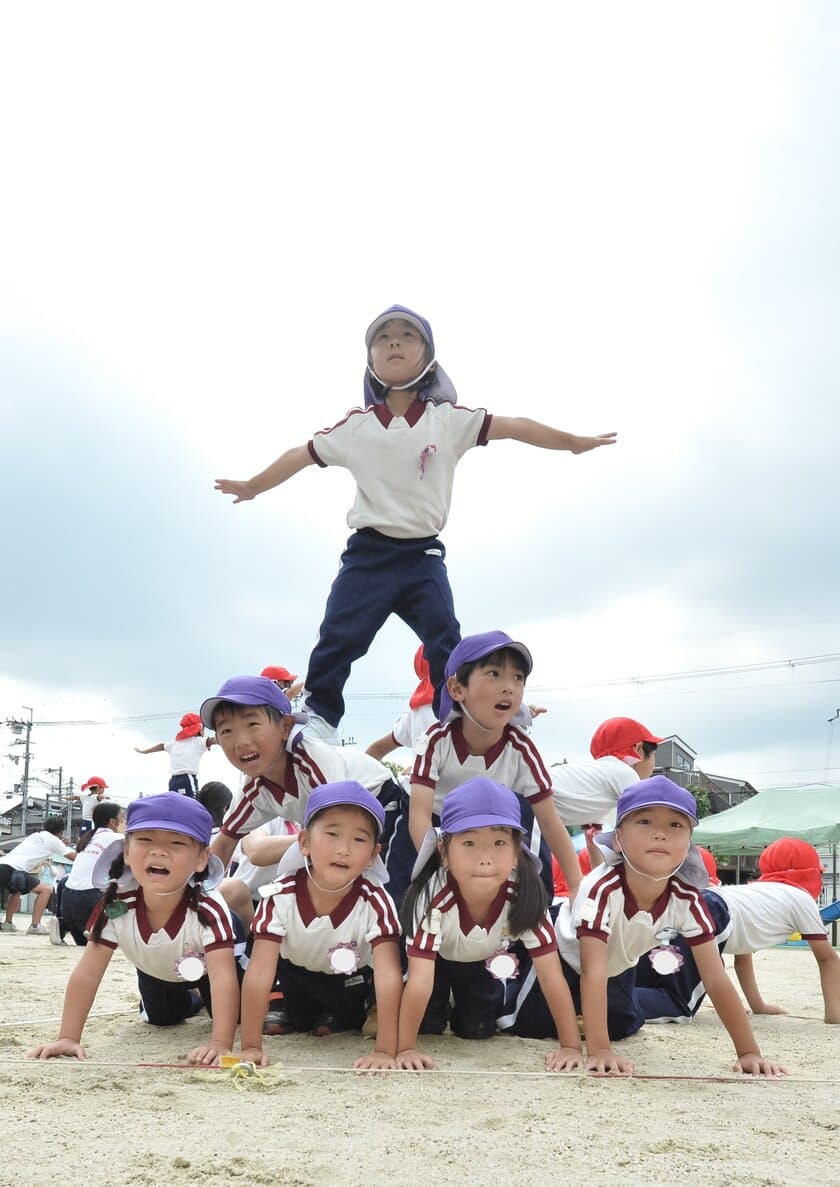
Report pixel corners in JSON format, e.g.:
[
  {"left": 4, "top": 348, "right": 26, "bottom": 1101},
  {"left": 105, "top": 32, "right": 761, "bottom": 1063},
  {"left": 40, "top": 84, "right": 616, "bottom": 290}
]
[{"left": 1, "top": 2, "right": 838, "bottom": 807}]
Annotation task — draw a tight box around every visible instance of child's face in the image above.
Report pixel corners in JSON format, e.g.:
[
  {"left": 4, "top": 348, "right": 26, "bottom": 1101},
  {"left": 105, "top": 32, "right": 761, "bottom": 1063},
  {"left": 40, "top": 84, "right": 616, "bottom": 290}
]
[
  {"left": 615, "top": 806, "right": 692, "bottom": 877},
  {"left": 299, "top": 806, "right": 380, "bottom": 890},
  {"left": 368, "top": 318, "right": 428, "bottom": 388},
  {"left": 213, "top": 705, "right": 293, "bottom": 779},
  {"left": 442, "top": 827, "right": 519, "bottom": 891},
  {"left": 448, "top": 658, "right": 526, "bottom": 730},
  {"left": 125, "top": 829, "right": 209, "bottom": 895}
]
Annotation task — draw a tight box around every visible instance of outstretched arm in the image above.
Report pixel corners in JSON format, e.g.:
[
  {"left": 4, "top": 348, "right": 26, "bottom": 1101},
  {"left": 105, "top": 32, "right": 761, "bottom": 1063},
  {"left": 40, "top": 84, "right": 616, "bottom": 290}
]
[
  {"left": 27, "top": 942, "right": 114, "bottom": 1059},
  {"left": 487, "top": 418, "right": 616, "bottom": 454},
  {"left": 215, "top": 444, "right": 314, "bottom": 503},
  {"left": 134, "top": 743, "right": 164, "bottom": 755},
  {"left": 693, "top": 942, "right": 786, "bottom": 1076},
  {"left": 809, "top": 939, "right": 840, "bottom": 1023},
  {"left": 732, "top": 952, "right": 786, "bottom": 1015}
]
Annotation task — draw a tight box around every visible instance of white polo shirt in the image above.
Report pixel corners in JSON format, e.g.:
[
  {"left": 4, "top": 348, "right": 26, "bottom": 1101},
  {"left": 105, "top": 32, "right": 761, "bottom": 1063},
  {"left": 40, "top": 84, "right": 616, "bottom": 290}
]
[
  {"left": 717, "top": 882, "right": 828, "bottom": 953},
  {"left": 1, "top": 830, "right": 73, "bottom": 874},
  {"left": 556, "top": 863, "right": 718, "bottom": 977},
  {"left": 252, "top": 868, "right": 400, "bottom": 974},
  {"left": 308, "top": 400, "right": 491, "bottom": 539},
  {"left": 551, "top": 756, "right": 639, "bottom": 827},
  {"left": 66, "top": 828, "right": 117, "bottom": 891},
  {"left": 406, "top": 870, "right": 557, "bottom": 962},
  {"left": 411, "top": 719, "right": 553, "bottom": 817},
  {"left": 88, "top": 887, "right": 235, "bottom": 980},
  {"left": 163, "top": 736, "right": 209, "bottom": 776},
  {"left": 221, "top": 737, "right": 391, "bottom": 840},
  {"left": 392, "top": 705, "right": 436, "bottom": 750}
]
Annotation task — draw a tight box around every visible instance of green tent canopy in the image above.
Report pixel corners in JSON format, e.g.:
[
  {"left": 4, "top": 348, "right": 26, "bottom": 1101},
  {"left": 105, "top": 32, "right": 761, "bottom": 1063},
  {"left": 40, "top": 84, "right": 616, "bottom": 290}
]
[{"left": 693, "top": 786, "right": 840, "bottom": 854}]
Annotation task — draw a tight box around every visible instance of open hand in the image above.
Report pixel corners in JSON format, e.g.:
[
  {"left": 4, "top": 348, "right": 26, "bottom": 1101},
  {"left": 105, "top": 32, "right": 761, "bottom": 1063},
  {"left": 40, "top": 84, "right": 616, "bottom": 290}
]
[
  {"left": 395, "top": 1048, "right": 435, "bottom": 1071},
  {"left": 27, "top": 1039, "right": 86, "bottom": 1061},
  {"left": 353, "top": 1051, "right": 397, "bottom": 1072},
  {"left": 545, "top": 1046, "right": 585, "bottom": 1072},
  {"left": 733, "top": 1052, "right": 787, "bottom": 1077},
  {"left": 585, "top": 1048, "right": 634, "bottom": 1076},
  {"left": 571, "top": 433, "right": 617, "bottom": 454},
  {"left": 214, "top": 478, "right": 255, "bottom": 504},
  {"left": 236, "top": 1046, "right": 270, "bottom": 1068}
]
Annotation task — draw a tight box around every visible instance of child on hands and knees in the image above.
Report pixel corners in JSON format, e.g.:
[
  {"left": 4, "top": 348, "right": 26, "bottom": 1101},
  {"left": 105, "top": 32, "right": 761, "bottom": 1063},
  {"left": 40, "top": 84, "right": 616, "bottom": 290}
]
[
  {"left": 28, "top": 795, "right": 242, "bottom": 1066},
  {"left": 215, "top": 305, "right": 615, "bottom": 742},
  {"left": 390, "top": 631, "right": 581, "bottom": 907},
  {"left": 395, "top": 778, "right": 584, "bottom": 1072},
  {"left": 635, "top": 838, "right": 840, "bottom": 1026},
  {"left": 238, "top": 782, "right": 403, "bottom": 1070},
  {"left": 516, "top": 777, "right": 786, "bottom": 1077}
]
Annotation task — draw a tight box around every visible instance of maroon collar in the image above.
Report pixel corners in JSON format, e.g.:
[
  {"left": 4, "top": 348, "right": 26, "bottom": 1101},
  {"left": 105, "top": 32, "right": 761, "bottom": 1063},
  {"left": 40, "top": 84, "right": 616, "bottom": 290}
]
[
  {"left": 450, "top": 717, "right": 511, "bottom": 767},
  {"left": 372, "top": 398, "right": 427, "bottom": 428},
  {"left": 135, "top": 886, "right": 190, "bottom": 942},
  {"left": 447, "top": 873, "right": 509, "bottom": 935},
  {"left": 256, "top": 768, "right": 299, "bottom": 805},
  {"left": 618, "top": 864, "right": 675, "bottom": 923},
  {"left": 293, "top": 867, "right": 364, "bottom": 928}
]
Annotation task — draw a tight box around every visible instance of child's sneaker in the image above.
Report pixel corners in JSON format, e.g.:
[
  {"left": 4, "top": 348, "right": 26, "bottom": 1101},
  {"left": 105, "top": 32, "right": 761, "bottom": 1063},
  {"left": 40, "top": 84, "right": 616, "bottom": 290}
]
[
  {"left": 0, "top": 921, "right": 18, "bottom": 932},
  {"left": 312, "top": 1013, "right": 336, "bottom": 1037},
  {"left": 48, "top": 916, "right": 66, "bottom": 946},
  {"left": 27, "top": 923, "right": 49, "bottom": 935}
]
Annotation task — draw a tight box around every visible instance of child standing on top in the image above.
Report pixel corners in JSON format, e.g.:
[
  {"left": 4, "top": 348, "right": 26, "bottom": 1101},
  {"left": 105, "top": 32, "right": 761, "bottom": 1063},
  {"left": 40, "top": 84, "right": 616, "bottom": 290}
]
[
  {"left": 215, "top": 304, "right": 615, "bottom": 741},
  {"left": 134, "top": 713, "right": 217, "bottom": 797},
  {"left": 28, "top": 794, "right": 241, "bottom": 1065},
  {"left": 514, "top": 776, "right": 786, "bottom": 1077},
  {"left": 396, "top": 777, "right": 583, "bottom": 1071},
  {"left": 239, "top": 782, "right": 403, "bottom": 1069}
]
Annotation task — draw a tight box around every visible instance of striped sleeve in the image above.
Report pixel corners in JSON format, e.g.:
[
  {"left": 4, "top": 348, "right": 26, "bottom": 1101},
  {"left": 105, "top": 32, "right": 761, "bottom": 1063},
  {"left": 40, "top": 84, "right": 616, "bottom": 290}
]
[
  {"left": 362, "top": 881, "right": 401, "bottom": 947},
  {"left": 251, "top": 877, "right": 297, "bottom": 943},
  {"left": 576, "top": 868, "right": 623, "bottom": 943},
  {"left": 405, "top": 880, "right": 452, "bottom": 960},
  {"left": 671, "top": 878, "right": 718, "bottom": 946},
  {"left": 221, "top": 779, "right": 270, "bottom": 840},
  {"left": 198, "top": 892, "right": 236, "bottom": 952},
  {"left": 507, "top": 728, "right": 553, "bottom": 803},
  {"left": 411, "top": 722, "right": 449, "bottom": 788},
  {"left": 519, "top": 910, "right": 559, "bottom": 956},
  {"left": 308, "top": 408, "right": 366, "bottom": 468}
]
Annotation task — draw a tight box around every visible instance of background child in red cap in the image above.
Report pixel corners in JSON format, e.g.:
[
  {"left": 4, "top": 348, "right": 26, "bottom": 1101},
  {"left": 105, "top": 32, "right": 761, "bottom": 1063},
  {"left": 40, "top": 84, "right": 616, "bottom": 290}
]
[
  {"left": 78, "top": 776, "right": 109, "bottom": 831},
  {"left": 215, "top": 304, "right": 615, "bottom": 743},
  {"left": 637, "top": 837, "right": 840, "bottom": 1025},
  {"left": 260, "top": 665, "right": 303, "bottom": 702},
  {"left": 134, "top": 713, "right": 217, "bottom": 797}
]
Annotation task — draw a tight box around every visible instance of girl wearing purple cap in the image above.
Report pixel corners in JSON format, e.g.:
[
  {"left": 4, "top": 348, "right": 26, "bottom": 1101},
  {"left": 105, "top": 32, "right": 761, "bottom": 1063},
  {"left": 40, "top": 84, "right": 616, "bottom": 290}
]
[
  {"left": 215, "top": 305, "right": 615, "bottom": 742},
  {"left": 28, "top": 794, "right": 242, "bottom": 1067},
  {"left": 238, "top": 782, "right": 403, "bottom": 1070},
  {"left": 395, "top": 777, "right": 583, "bottom": 1071}
]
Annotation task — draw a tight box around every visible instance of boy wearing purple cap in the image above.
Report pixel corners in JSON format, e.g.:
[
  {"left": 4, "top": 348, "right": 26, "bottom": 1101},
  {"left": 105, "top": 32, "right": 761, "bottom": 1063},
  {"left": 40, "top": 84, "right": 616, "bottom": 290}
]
[
  {"left": 200, "top": 676, "right": 400, "bottom": 871},
  {"left": 513, "top": 777, "right": 786, "bottom": 1077},
  {"left": 238, "top": 782, "right": 403, "bottom": 1069},
  {"left": 390, "top": 631, "right": 580, "bottom": 906},
  {"left": 29, "top": 794, "right": 242, "bottom": 1066},
  {"left": 215, "top": 305, "right": 615, "bottom": 742}
]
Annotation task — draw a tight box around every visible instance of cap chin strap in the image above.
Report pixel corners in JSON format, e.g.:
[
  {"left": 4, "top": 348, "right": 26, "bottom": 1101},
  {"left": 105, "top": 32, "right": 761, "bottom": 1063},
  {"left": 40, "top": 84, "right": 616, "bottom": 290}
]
[
  {"left": 620, "top": 853, "right": 683, "bottom": 883},
  {"left": 305, "top": 858, "right": 356, "bottom": 895},
  {"left": 459, "top": 704, "right": 498, "bottom": 735},
  {"left": 368, "top": 357, "right": 436, "bottom": 393}
]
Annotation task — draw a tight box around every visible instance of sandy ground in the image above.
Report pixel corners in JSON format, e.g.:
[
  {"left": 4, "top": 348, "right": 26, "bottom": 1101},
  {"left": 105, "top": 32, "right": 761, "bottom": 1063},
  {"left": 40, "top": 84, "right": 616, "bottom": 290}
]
[{"left": 1, "top": 931, "right": 839, "bottom": 1187}]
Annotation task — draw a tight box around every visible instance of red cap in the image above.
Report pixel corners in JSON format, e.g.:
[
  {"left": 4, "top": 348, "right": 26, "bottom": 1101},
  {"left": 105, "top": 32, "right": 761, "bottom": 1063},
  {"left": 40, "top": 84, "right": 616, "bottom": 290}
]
[
  {"left": 756, "top": 837, "right": 824, "bottom": 900},
  {"left": 408, "top": 645, "right": 433, "bottom": 710},
  {"left": 261, "top": 665, "right": 297, "bottom": 683},
  {"left": 176, "top": 712, "right": 203, "bottom": 741},
  {"left": 590, "top": 717, "right": 664, "bottom": 762},
  {"left": 697, "top": 846, "right": 721, "bottom": 886},
  {"left": 81, "top": 776, "right": 108, "bottom": 791}
]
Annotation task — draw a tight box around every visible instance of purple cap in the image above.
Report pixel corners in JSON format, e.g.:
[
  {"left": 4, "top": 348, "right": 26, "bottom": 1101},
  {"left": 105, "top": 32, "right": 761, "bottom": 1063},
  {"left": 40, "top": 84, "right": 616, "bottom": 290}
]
[
  {"left": 304, "top": 781, "right": 386, "bottom": 837},
  {"left": 440, "top": 777, "right": 526, "bottom": 835},
  {"left": 363, "top": 304, "right": 457, "bottom": 407},
  {"left": 199, "top": 675, "right": 309, "bottom": 730},
  {"left": 615, "top": 776, "right": 698, "bottom": 827},
  {"left": 438, "top": 631, "right": 534, "bottom": 722},
  {"left": 125, "top": 793, "right": 214, "bottom": 846}
]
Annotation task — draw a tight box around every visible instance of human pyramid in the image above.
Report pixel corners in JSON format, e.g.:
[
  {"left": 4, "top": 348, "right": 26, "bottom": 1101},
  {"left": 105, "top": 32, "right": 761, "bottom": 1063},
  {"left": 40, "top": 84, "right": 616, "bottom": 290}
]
[{"left": 29, "top": 307, "right": 839, "bottom": 1075}]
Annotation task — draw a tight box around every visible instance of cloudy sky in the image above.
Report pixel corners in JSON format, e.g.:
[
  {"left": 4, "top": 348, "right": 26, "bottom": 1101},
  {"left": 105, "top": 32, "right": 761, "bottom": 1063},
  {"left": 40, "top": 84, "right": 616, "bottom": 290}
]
[{"left": 1, "top": 2, "right": 838, "bottom": 808}]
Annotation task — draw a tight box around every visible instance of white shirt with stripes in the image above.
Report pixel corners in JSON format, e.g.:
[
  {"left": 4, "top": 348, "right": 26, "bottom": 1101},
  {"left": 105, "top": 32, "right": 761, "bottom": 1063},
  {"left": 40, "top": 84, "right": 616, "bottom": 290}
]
[
  {"left": 406, "top": 869, "right": 557, "bottom": 963},
  {"left": 411, "top": 719, "right": 553, "bottom": 818},
  {"left": 308, "top": 401, "right": 491, "bottom": 539},
  {"left": 555, "top": 863, "right": 718, "bottom": 977},
  {"left": 88, "top": 887, "right": 235, "bottom": 981},
  {"left": 252, "top": 868, "right": 401, "bottom": 974}
]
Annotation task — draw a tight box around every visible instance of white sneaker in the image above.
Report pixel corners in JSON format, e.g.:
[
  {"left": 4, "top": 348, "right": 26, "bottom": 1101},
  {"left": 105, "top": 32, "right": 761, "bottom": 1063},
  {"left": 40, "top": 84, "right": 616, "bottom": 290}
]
[
  {"left": 0, "top": 920, "right": 18, "bottom": 932},
  {"left": 27, "top": 923, "right": 49, "bottom": 936},
  {"left": 302, "top": 712, "right": 339, "bottom": 745},
  {"left": 48, "top": 916, "right": 66, "bottom": 945}
]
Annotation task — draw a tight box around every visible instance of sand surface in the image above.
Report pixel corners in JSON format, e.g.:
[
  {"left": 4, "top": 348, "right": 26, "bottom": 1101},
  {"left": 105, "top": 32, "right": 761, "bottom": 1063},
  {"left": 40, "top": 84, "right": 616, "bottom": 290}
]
[{"left": 1, "top": 934, "right": 838, "bottom": 1187}]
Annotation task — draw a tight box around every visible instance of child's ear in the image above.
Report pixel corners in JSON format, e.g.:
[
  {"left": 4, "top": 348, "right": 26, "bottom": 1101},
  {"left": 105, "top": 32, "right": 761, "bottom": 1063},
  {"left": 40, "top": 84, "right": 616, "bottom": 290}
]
[
  {"left": 371, "top": 842, "right": 381, "bottom": 861},
  {"left": 298, "top": 829, "right": 311, "bottom": 856},
  {"left": 194, "top": 844, "right": 211, "bottom": 874},
  {"left": 446, "top": 674, "right": 465, "bottom": 704},
  {"left": 280, "top": 716, "right": 295, "bottom": 740}
]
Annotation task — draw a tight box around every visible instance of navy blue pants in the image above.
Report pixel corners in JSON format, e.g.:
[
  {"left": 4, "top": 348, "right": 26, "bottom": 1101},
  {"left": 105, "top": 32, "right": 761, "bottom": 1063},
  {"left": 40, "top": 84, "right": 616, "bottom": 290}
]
[
  {"left": 633, "top": 890, "right": 731, "bottom": 1022},
  {"left": 506, "top": 954, "right": 645, "bottom": 1041},
  {"left": 276, "top": 956, "right": 373, "bottom": 1032},
  {"left": 61, "top": 885, "right": 101, "bottom": 946},
  {"left": 169, "top": 773, "right": 198, "bottom": 797},
  {"left": 304, "top": 529, "right": 461, "bottom": 727},
  {"left": 420, "top": 953, "right": 511, "bottom": 1040}
]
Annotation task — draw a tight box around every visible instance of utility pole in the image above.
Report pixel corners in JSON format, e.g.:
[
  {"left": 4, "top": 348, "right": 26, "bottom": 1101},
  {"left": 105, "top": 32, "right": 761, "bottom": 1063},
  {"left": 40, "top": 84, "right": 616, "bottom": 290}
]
[
  {"left": 46, "top": 766, "right": 64, "bottom": 826},
  {"left": 20, "top": 707, "right": 33, "bottom": 834}
]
